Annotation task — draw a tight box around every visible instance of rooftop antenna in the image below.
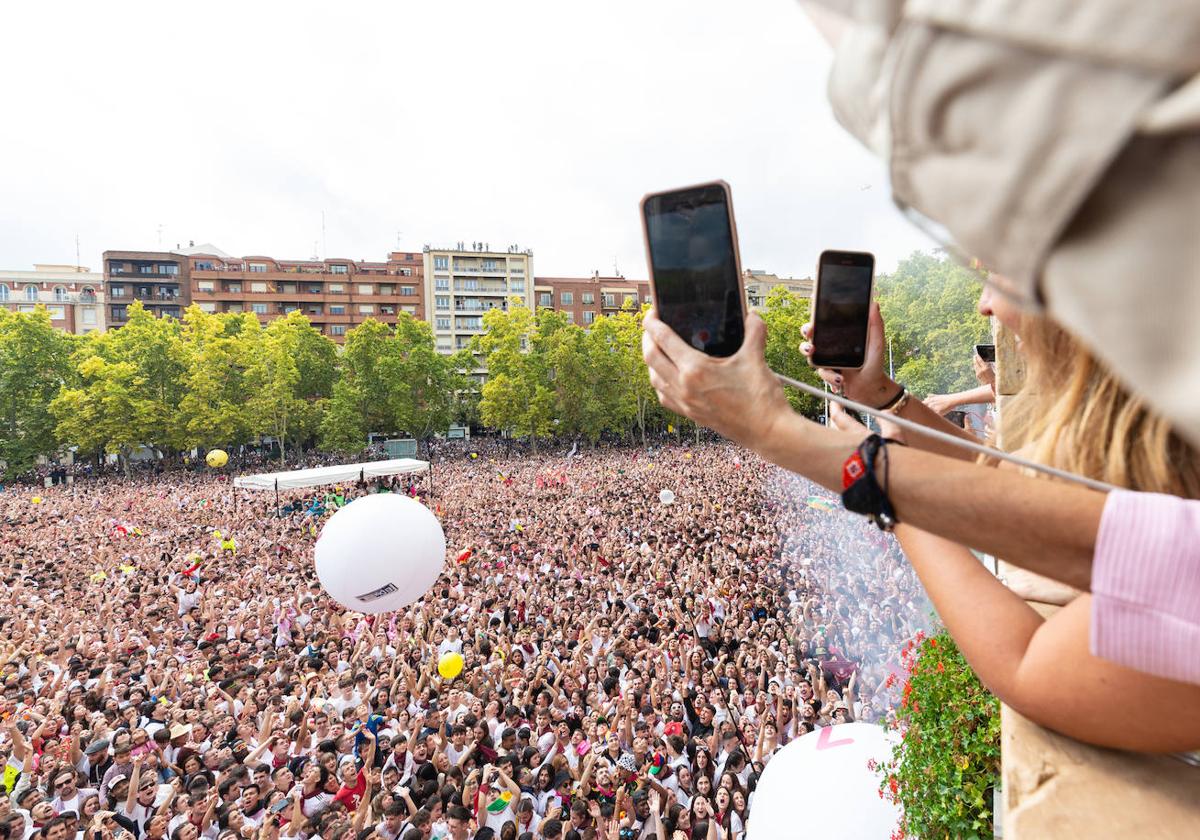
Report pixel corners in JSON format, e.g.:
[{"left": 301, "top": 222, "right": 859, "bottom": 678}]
[
  {"left": 613, "top": 255, "right": 620, "bottom": 278},
  {"left": 75, "top": 234, "right": 81, "bottom": 272}
]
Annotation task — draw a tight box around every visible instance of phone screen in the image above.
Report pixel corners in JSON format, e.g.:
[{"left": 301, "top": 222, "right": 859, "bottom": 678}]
[
  {"left": 975, "top": 344, "right": 996, "bottom": 363},
  {"left": 643, "top": 183, "right": 744, "bottom": 357},
  {"left": 812, "top": 251, "right": 874, "bottom": 369}
]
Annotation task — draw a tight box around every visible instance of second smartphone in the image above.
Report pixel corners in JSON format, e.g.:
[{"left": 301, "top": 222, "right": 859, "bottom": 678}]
[{"left": 810, "top": 249, "right": 875, "bottom": 369}]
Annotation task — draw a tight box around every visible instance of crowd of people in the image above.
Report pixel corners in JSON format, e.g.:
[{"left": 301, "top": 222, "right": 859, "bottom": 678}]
[{"left": 0, "top": 441, "right": 928, "bottom": 840}]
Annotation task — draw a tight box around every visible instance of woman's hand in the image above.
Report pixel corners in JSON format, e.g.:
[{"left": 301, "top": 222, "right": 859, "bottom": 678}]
[
  {"left": 641, "top": 310, "right": 792, "bottom": 452},
  {"left": 800, "top": 302, "right": 897, "bottom": 407}
]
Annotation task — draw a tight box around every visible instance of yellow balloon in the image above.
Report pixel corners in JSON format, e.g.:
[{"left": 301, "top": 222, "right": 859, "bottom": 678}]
[
  {"left": 31, "top": 497, "right": 42, "bottom": 505},
  {"left": 206, "top": 449, "right": 228, "bottom": 468},
  {"left": 438, "top": 651, "right": 464, "bottom": 680}
]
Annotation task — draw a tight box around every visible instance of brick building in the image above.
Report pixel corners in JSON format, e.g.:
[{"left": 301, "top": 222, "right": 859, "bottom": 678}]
[
  {"left": 0, "top": 264, "right": 105, "bottom": 334},
  {"left": 186, "top": 248, "right": 424, "bottom": 342},
  {"left": 103, "top": 250, "right": 189, "bottom": 326},
  {"left": 532, "top": 274, "right": 651, "bottom": 325}
]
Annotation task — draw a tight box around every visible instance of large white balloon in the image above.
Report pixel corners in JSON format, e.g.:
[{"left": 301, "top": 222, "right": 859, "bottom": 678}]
[
  {"left": 659, "top": 488, "right": 676, "bottom": 505},
  {"left": 314, "top": 494, "right": 446, "bottom": 614},
  {"left": 748, "top": 722, "right": 901, "bottom": 840}
]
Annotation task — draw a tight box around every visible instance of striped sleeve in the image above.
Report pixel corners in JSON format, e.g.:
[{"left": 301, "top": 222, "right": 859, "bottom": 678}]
[{"left": 1090, "top": 490, "right": 1200, "bottom": 685}]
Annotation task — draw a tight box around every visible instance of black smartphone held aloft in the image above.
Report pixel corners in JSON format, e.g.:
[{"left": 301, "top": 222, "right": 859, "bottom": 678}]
[
  {"left": 811, "top": 249, "right": 875, "bottom": 370},
  {"left": 641, "top": 181, "right": 746, "bottom": 357},
  {"left": 975, "top": 343, "right": 996, "bottom": 363}
]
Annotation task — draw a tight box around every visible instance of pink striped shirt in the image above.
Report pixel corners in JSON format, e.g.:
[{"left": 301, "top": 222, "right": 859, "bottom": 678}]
[{"left": 1091, "top": 490, "right": 1200, "bottom": 685}]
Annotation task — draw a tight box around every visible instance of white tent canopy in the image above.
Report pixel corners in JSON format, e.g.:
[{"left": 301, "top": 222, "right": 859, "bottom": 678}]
[{"left": 233, "top": 458, "right": 429, "bottom": 492}]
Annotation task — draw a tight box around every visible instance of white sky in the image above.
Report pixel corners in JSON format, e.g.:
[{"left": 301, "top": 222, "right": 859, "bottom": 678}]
[{"left": 0, "top": 0, "right": 934, "bottom": 279}]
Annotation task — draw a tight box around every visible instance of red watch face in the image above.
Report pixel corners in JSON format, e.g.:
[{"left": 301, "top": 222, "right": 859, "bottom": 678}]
[{"left": 842, "top": 452, "right": 866, "bottom": 489}]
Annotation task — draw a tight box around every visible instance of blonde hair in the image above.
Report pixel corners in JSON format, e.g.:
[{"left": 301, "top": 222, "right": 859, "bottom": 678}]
[{"left": 1001, "top": 317, "right": 1200, "bottom": 499}]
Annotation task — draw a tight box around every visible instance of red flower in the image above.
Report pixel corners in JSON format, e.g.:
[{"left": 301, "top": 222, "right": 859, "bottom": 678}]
[
  {"left": 929, "top": 638, "right": 938, "bottom": 648},
  {"left": 936, "top": 662, "right": 945, "bottom": 673}
]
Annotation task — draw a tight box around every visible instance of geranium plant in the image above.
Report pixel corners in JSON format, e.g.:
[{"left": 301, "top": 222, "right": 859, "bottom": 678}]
[{"left": 874, "top": 629, "right": 1001, "bottom": 839}]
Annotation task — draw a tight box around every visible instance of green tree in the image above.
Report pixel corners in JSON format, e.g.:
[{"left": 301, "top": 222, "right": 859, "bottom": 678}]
[
  {"left": 388, "top": 314, "right": 456, "bottom": 440},
  {"left": 589, "top": 307, "right": 655, "bottom": 444},
  {"left": 876, "top": 252, "right": 990, "bottom": 398},
  {"left": 475, "top": 302, "right": 556, "bottom": 451},
  {"left": 176, "top": 307, "right": 261, "bottom": 452},
  {"left": 0, "top": 308, "right": 75, "bottom": 478},
  {"left": 759, "top": 286, "right": 824, "bottom": 418},
  {"left": 51, "top": 302, "right": 186, "bottom": 469},
  {"left": 246, "top": 316, "right": 324, "bottom": 465},
  {"left": 319, "top": 319, "right": 395, "bottom": 451}
]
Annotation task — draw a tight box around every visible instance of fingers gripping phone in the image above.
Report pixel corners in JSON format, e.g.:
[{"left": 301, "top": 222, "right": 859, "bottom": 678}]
[
  {"left": 641, "top": 181, "right": 747, "bottom": 357},
  {"left": 811, "top": 250, "right": 875, "bottom": 369},
  {"left": 975, "top": 343, "right": 996, "bottom": 363}
]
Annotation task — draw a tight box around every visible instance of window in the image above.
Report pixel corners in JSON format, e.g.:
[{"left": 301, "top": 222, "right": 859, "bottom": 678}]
[
  {"left": 248, "top": 263, "right": 267, "bottom": 273},
  {"left": 402, "top": 305, "right": 416, "bottom": 313},
  {"left": 379, "top": 284, "right": 395, "bottom": 295},
  {"left": 82, "top": 307, "right": 97, "bottom": 325},
  {"left": 0, "top": 285, "right": 8, "bottom": 302},
  {"left": 398, "top": 267, "right": 413, "bottom": 276},
  {"left": 602, "top": 293, "right": 616, "bottom": 307},
  {"left": 197, "top": 280, "right": 215, "bottom": 292},
  {"left": 581, "top": 293, "right": 594, "bottom": 305},
  {"left": 280, "top": 283, "right": 297, "bottom": 294},
  {"left": 435, "top": 277, "right": 449, "bottom": 291},
  {"left": 538, "top": 292, "right": 551, "bottom": 307},
  {"left": 17, "top": 305, "right": 35, "bottom": 313},
  {"left": 435, "top": 295, "right": 450, "bottom": 310},
  {"left": 250, "top": 281, "right": 268, "bottom": 293},
  {"left": 111, "top": 305, "right": 127, "bottom": 320},
  {"left": 52, "top": 286, "right": 67, "bottom": 302},
  {"left": 110, "top": 285, "right": 125, "bottom": 297},
  {"left": 198, "top": 302, "right": 217, "bottom": 313},
  {"left": 162, "top": 264, "right": 179, "bottom": 275},
  {"left": 307, "top": 286, "right": 323, "bottom": 294},
  {"left": 380, "top": 305, "right": 395, "bottom": 315},
  {"left": 329, "top": 305, "right": 346, "bottom": 315},
  {"left": 436, "top": 317, "right": 451, "bottom": 330},
  {"left": 251, "top": 303, "right": 268, "bottom": 315},
  {"left": 358, "top": 304, "right": 375, "bottom": 314},
  {"left": 437, "top": 339, "right": 452, "bottom": 352},
  {"left": 80, "top": 287, "right": 96, "bottom": 302},
  {"left": 584, "top": 310, "right": 596, "bottom": 325},
  {"left": 434, "top": 256, "right": 449, "bottom": 270},
  {"left": 195, "top": 260, "right": 215, "bottom": 271},
  {"left": 330, "top": 324, "right": 347, "bottom": 336},
  {"left": 22, "top": 285, "right": 38, "bottom": 302},
  {"left": 400, "top": 285, "right": 415, "bottom": 296},
  {"left": 510, "top": 279, "right": 525, "bottom": 292},
  {"left": 560, "top": 291, "right": 573, "bottom": 306},
  {"left": 226, "top": 303, "right": 243, "bottom": 313},
  {"left": 327, "top": 283, "right": 343, "bottom": 293},
  {"left": 330, "top": 264, "right": 349, "bottom": 275},
  {"left": 109, "top": 263, "right": 125, "bottom": 274},
  {"left": 357, "top": 284, "right": 373, "bottom": 295},
  {"left": 563, "top": 311, "right": 575, "bottom": 323},
  {"left": 225, "top": 283, "right": 242, "bottom": 293},
  {"left": 644, "top": 295, "right": 652, "bottom": 304},
  {"left": 482, "top": 259, "right": 497, "bottom": 271},
  {"left": 461, "top": 279, "right": 479, "bottom": 291},
  {"left": 139, "top": 265, "right": 154, "bottom": 274}
]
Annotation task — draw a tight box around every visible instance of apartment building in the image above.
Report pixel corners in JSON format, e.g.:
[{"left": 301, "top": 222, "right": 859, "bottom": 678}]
[
  {"left": 743, "top": 269, "right": 813, "bottom": 309},
  {"left": 103, "top": 250, "right": 190, "bottom": 326},
  {"left": 424, "top": 244, "right": 532, "bottom": 354},
  {"left": 532, "top": 274, "right": 651, "bottom": 325},
  {"left": 185, "top": 247, "right": 424, "bottom": 342},
  {"left": 0, "top": 264, "right": 106, "bottom": 334}
]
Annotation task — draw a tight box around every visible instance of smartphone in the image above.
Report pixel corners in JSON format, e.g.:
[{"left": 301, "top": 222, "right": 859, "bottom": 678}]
[
  {"left": 641, "top": 181, "right": 746, "bottom": 357},
  {"left": 975, "top": 343, "right": 996, "bottom": 363},
  {"left": 810, "top": 250, "right": 875, "bottom": 369}
]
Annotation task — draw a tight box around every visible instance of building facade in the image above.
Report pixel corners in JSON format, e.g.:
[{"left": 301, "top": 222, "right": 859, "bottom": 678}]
[
  {"left": 533, "top": 274, "right": 651, "bottom": 325},
  {"left": 0, "top": 264, "right": 106, "bottom": 334},
  {"left": 186, "top": 248, "right": 424, "bottom": 342},
  {"left": 423, "top": 245, "right": 533, "bottom": 354},
  {"left": 103, "top": 250, "right": 190, "bottom": 327},
  {"left": 743, "top": 270, "right": 813, "bottom": 309}
]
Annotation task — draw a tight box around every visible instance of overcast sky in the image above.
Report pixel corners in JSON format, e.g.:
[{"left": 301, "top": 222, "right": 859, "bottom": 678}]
[{"left": 0, "top": 0, "right": 934, "bottom": 280}]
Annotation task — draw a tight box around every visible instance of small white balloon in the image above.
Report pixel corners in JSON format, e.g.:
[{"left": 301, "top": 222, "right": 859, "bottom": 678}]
[
  {"left": 747, "top": 722, "right": 901, "bottom": 839},
  {"left": 314, "top": 494, "right": 446, "bottom": 614},
  {"left": 659, "top": 488, "right": 676, "bottom": 505}
]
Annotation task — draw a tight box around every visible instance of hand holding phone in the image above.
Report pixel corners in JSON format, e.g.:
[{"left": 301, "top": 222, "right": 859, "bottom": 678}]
[
  {"left": 811, "top": 250, "right": 875, "bottom": 370},
  {"left": 641, "top": 181, "right": 746, "bottom": 358}
]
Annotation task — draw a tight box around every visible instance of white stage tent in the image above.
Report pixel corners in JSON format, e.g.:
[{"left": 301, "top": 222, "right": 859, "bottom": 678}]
[{"left": 233, "top": 458, "right": 432, "bottom": 506}]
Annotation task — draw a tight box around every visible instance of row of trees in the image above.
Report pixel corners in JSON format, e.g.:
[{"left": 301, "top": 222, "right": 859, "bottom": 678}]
[{"left": 0, "top": 252, "right": 988, "bottom": 477}]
